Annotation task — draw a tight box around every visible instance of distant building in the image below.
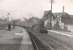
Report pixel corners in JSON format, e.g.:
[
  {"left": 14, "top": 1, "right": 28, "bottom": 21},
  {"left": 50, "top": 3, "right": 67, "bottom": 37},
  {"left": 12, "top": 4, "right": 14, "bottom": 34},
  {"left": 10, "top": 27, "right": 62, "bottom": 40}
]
[
  {"left": 42, "top": 10, "right": 55, "bottom": 29},
  {"left": 43, "top": 10, "right": 68, "bottom": 31},
  {"left": 43, "top": 10, "right": 56, "bottom": 29}
]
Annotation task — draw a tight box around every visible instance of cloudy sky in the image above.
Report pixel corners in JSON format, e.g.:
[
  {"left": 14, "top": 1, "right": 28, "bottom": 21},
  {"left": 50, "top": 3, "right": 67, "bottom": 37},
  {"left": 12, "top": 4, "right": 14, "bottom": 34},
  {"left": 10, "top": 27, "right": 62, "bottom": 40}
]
[{"left": 0, "top": 0, "right": 72, "bottom": 19}]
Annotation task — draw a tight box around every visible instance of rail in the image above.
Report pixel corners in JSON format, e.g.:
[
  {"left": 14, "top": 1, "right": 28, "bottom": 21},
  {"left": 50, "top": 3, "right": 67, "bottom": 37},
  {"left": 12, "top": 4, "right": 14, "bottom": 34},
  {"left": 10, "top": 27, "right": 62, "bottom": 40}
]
[
  {"left": 14, "top": 25, "right": 53, "bottom": 50},
  {"left": 28, "top": 30, "right": 51, "bottom": 50}
]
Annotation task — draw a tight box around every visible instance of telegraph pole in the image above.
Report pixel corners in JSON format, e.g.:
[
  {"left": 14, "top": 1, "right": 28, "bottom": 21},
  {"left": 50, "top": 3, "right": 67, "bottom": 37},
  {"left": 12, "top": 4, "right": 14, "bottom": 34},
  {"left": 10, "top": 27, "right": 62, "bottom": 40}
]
[
  {"left": 62, "top": 6, "right": 64, "bottom": 17},
  {"left": 63, "top": 6, "right": 64, "bottom": 14},
  {"left": 50, "top": 0, "right": 53, "bottom": 29},
  {"left": 51, "top": 0, "right": 53, "bottom": 12}
]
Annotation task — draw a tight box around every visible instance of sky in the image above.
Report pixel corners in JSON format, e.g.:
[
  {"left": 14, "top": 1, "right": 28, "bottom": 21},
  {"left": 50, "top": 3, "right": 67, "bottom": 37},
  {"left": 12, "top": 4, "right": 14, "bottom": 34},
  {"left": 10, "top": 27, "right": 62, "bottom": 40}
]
[{"left": 0, "top": 0, "right": 72, "bottom": 19}]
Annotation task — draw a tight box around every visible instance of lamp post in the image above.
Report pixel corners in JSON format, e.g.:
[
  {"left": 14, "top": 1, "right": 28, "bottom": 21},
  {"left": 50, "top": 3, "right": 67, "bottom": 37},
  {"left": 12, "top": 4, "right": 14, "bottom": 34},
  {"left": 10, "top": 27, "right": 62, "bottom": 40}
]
[{"left": 7, "top": 12, "right": 11, "bottom": 31}]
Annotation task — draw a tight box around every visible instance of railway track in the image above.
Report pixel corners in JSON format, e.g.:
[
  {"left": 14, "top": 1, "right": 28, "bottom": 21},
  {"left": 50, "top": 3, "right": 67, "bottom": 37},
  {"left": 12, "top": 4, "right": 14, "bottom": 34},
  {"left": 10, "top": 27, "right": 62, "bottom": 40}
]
[
  {"left": 28, "top": 31, "right": 53, "bottom": 50},
  {"left": 15, "top": 25, "right": 54, "bottom": 50}
]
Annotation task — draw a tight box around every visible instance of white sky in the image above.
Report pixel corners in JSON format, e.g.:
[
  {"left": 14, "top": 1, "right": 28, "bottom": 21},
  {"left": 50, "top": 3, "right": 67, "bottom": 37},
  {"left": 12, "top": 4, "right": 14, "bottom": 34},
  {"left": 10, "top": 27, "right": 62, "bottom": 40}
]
[{"left": 0, "top": 0, "right": 72, "bottom": 19}]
